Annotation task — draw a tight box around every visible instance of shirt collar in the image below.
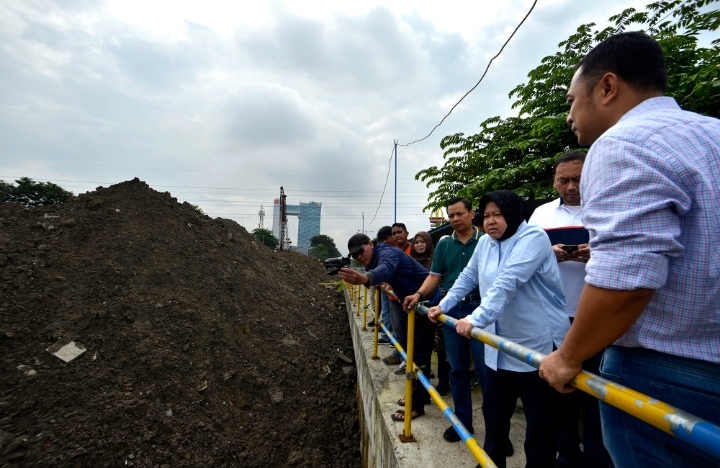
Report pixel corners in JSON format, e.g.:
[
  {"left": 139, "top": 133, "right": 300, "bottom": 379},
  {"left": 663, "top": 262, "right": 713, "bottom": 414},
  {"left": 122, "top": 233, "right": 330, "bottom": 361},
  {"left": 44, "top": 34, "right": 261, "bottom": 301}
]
[{"left": 451, "top": 226, "right": 480, "bottom": 242}]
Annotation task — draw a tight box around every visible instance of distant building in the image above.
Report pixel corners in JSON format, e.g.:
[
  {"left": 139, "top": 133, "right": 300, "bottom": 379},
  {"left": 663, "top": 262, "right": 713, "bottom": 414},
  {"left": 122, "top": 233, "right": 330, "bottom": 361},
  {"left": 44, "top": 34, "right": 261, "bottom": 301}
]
[{"left": 272, "top": 199, "right": 322, "bottom": 249}]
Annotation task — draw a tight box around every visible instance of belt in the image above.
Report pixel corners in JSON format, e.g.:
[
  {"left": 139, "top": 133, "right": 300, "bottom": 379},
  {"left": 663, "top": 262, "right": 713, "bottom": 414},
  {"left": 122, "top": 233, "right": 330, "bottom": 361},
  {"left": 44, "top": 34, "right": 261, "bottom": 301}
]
[{"left": 461, "top": 293, "right": 481, "bottom": 302}]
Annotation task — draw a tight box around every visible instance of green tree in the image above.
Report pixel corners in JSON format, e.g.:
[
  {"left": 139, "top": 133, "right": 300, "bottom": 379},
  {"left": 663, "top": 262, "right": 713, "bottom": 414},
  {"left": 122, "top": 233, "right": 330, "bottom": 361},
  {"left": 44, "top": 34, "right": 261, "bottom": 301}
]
[
  {"left": 310, "top": 234, "right": 341, "bottom": 260},
  {"left": 252, "top": 227, "right": 279, "bottom": 250},
  {"left": 0, "top": 177, "right": 73, "bottom": 206},
  {"left": 416, "top": 0, "right": 720, "bottom": 211}
]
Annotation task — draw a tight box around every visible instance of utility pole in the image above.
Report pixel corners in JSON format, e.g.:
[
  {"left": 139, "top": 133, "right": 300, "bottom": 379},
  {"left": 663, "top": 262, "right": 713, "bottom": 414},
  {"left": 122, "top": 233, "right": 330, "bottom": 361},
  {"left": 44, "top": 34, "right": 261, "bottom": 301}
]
[
  {"left": 394, "top": 140, "right": 398, "bottom": 223},
  {"left": 362, "top": 212, "right": 365, "bottom": 234}
]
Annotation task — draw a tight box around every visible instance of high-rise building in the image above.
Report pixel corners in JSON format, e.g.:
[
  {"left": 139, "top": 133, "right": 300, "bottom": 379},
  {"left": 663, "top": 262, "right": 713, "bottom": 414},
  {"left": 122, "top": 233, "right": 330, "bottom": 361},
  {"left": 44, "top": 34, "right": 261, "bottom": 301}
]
[
  {"left": 297, "top": 201, "right": 321, "bottom": 248},
  {"left": 272, "top": 199, "right": 322, "bottom": 249}
]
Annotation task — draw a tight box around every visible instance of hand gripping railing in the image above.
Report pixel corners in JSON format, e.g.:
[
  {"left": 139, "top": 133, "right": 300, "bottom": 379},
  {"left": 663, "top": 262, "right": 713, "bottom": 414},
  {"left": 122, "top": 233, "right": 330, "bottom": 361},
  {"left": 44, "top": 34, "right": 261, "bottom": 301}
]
[
  {"left": 376, "top": 308, "right": 496, "bottom": 467},
  {"left": 353, "top": 285, "right": 494, "bottom": 466},
  {"left": 416, "top": 304, "right": 720, "bottom": 462}
]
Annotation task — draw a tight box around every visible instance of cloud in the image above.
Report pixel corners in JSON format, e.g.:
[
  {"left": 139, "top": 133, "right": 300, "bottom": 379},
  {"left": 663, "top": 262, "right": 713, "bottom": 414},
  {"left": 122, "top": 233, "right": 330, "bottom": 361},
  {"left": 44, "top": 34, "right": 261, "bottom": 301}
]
[
  {"left": 0, "top": 0, "right": 660, "bottom": 246},
  {"left": 221, "top": 83, "right": 317, "bottom": 149}
]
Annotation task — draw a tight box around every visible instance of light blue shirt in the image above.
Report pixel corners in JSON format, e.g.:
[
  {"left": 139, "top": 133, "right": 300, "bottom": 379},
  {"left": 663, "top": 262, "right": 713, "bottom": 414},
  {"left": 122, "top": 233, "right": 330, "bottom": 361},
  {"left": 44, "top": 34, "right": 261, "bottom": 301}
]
[
  {"left": 439, "top": 221, "right": 568, "bottom": 372},
  {"left": 582, "top": 97, "right": 720, "bottom": 364}
]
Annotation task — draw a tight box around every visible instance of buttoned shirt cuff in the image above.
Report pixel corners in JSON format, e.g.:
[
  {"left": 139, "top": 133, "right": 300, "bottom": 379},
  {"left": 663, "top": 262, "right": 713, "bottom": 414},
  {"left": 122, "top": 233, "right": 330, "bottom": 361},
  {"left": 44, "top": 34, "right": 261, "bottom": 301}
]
[
  {"left": 468, "top": 307, "right": 486, "bottom": 328},
  {"left": 438, "top": 296, "right": 458, "bottom": 315}
]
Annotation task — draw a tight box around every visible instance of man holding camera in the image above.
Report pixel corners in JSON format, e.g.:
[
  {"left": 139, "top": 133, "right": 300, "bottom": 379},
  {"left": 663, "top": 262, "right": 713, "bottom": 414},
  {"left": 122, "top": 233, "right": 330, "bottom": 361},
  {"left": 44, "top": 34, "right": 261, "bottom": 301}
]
[
  {"left": 528, "top": 152, "right": 613, "bottom": 467},
  {"left": 339, "top": 233, "right": 440, "bottom": 422}
]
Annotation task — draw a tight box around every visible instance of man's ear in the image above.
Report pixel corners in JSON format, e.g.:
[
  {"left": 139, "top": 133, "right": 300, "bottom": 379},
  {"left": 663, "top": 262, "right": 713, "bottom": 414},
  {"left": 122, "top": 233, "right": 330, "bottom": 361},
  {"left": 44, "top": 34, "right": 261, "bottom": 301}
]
[{"left": 600, "top": 72, "right": 619, "bottom": 105}]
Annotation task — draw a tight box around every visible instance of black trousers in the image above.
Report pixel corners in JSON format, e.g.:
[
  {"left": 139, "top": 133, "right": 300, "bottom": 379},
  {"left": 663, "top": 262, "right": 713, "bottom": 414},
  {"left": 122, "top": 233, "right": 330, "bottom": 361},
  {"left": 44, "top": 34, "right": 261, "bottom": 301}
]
[
  {"left": 482, "top": 367, "right": 562, "bottom": 468},
  {"left": 409, "top": 312, "right": 435, "bottom": 410}
]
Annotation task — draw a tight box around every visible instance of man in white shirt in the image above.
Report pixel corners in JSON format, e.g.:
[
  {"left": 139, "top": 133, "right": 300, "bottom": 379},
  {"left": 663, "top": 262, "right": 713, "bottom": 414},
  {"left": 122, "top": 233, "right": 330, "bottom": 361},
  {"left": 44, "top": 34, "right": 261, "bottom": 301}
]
[
  {"left": 529, "top": 151, "right": 613, "bottom": 467},
  {"left": 529, "top": 152, "right": 589, "bottom": 318}
]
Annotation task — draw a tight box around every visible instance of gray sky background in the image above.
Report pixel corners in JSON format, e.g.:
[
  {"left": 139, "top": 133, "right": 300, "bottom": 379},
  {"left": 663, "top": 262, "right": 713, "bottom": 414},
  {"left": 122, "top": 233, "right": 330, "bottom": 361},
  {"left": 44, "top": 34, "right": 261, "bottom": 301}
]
[{"left": 1, "top": 0, "right": 651, "bottom": 252}]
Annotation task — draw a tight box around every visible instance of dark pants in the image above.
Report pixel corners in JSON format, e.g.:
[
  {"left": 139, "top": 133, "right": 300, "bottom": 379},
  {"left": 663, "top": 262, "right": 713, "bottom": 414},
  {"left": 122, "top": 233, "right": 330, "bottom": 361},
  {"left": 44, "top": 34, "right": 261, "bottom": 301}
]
[
  {"left": 435, "top": 324, "right": 450, "bottom": 385},
  {"left": 483, "top": 367, "right": 562, "bottom": 468},
  {"left": 388, "top": 299, "right": 406, "bottom": 360},
  {"left": 557, "top": 317, "right": 614, "bottom": 468},
  {"left": 444, "top": 300, "right": 486, "bottom": 428},
  {"left": 379, "top": 290, "right": 392, "bottom": 341},
  {"left": 409, "top": 311, "right": 436, "bottom": 411}
]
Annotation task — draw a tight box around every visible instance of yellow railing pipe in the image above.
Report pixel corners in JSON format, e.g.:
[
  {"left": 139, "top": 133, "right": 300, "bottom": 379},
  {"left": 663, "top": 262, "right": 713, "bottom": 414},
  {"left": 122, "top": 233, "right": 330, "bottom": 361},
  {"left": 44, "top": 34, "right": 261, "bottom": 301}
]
[{"left": 416, "top": 304, "right": 720, "bottom": 462}]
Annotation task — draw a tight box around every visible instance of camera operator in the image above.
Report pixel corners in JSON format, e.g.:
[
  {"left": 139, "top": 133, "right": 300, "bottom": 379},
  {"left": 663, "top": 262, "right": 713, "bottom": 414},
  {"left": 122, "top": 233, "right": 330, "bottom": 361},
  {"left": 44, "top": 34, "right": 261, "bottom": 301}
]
[{"left": 338, "top": 233, "right": 441, "bottom": 422}]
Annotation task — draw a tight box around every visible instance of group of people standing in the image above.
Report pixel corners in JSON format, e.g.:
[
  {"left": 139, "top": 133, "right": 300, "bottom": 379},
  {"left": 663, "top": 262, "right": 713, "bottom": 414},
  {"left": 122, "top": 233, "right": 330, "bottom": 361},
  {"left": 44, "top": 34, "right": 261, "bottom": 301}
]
[{"left": 340, "top": 31, "right": 720, "bottom": 468}]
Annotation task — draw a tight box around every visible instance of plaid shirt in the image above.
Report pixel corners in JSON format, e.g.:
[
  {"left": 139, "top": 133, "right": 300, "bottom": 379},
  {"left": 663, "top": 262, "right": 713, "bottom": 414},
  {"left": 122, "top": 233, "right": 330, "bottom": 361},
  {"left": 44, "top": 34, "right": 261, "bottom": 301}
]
[{"left": 582, "top": 97, "right": 720, "bottom": 364}]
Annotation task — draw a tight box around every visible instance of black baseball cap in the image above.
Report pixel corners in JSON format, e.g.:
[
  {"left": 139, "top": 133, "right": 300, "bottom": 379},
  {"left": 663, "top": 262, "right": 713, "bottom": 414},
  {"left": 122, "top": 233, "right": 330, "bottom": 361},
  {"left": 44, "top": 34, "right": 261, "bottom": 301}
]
[{"left": 347, "top": 233, "right": 371, "bottom": 256}]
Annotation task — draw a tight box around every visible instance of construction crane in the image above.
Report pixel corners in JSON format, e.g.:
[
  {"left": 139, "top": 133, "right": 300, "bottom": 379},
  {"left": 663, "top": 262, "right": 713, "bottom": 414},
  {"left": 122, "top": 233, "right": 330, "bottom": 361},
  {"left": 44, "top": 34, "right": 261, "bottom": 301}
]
[
  {"left": 279, "top": 187, "right": 290, "bottom": 251},
  {"left": 258, "top": 205, "right": 265, "bottom": 229}
]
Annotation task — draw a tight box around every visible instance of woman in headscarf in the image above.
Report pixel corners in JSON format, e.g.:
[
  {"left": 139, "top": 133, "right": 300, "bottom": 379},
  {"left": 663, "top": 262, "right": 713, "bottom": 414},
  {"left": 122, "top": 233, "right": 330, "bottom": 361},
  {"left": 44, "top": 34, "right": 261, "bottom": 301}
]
[
  {"left": 428, "top": 190, "right": 569, "bottom": 468},
  {"left": 410, "top": 231, "right": 434, "bottom": 270}
]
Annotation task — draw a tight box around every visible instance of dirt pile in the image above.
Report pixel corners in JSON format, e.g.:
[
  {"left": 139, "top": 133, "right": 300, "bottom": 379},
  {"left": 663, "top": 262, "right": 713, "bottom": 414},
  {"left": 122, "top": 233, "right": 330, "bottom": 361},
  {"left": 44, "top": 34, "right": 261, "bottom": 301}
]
[{"left": 0, "top": 178, "right": 360, "bottom": 467}]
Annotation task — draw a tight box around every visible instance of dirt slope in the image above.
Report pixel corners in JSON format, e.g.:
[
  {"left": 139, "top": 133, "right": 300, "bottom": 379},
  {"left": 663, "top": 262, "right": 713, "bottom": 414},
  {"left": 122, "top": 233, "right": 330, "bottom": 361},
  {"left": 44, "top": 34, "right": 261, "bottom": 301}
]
[{"left": 0, "top": 178, "right": 360, "bottom": 467}]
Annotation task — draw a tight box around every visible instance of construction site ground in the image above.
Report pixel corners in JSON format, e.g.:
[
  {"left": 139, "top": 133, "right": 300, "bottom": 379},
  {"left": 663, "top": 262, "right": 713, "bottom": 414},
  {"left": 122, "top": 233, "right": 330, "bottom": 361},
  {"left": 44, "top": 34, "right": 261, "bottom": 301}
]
[{"left": 0, "top": 179, "right": 361, "bottom": 467}]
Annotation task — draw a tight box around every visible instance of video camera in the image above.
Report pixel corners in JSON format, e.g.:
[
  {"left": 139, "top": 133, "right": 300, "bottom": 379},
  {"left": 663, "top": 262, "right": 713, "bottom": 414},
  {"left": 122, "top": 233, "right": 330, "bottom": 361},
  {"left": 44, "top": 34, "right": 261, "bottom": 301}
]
[{"left": 324, "top": 256, "right": 351, "bottom": 275}]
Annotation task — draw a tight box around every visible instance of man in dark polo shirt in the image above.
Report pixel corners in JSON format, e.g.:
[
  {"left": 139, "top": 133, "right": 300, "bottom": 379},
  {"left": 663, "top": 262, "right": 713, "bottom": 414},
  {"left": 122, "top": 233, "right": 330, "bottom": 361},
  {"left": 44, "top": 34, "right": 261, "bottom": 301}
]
[{"left": 404, "top": 198, "right": 498, "bottom": 445}]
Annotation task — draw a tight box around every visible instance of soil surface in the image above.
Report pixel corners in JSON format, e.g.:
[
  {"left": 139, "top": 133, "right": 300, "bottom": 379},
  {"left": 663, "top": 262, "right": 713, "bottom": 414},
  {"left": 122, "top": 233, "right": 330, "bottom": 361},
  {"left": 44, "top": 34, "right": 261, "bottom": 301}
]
[{"left": 0, "top": 178, "right": 360, "bottom": 467}]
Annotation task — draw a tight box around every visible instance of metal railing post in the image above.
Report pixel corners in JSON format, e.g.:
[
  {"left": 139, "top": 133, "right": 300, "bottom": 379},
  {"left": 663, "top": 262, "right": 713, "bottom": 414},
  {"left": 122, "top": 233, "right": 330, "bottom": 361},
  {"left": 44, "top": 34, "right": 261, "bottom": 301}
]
[
  {"left": 401, "top": 309, "right": 416, "bottom": 441},
  {"left": 362, "top": 285, "right": 368, "bottom": 329},
  {"left": 373, "top": 287, "right": 380, "bottom": 359},
  {"left": 354, "top": 285, "right": 360, "bottom": 314}
]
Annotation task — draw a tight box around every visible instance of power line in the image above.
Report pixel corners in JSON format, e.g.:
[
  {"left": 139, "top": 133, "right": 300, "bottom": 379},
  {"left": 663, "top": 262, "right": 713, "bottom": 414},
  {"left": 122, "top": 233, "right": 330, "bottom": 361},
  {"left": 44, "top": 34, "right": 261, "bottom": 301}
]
[
  {"left": 365, "top": 2, "right": 539, "bottom": 227},
  {"left": 399, "top": 0, "right": 538, "bottom": 147},
  {"left": 368, "top": 145, "right": 395, "bottom": 226}
]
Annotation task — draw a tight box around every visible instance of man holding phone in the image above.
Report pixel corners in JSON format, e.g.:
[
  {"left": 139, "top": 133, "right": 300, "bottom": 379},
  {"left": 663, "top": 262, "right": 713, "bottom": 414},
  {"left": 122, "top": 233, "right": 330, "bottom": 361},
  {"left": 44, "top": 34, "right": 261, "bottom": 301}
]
[
  {"left": 529, "top": 151, "right": 590, "bottom": 314},
  {"left": 528, "top": 151, "right": 613, "bottom": 467}
]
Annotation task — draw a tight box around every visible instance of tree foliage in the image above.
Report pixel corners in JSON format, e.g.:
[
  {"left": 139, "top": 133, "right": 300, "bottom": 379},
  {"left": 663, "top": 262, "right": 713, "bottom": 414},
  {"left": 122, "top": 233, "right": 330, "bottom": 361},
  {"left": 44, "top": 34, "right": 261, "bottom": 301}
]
[
  {"left": 310, "top": 234, "right": 341, "bottom": 260},
  {"left": 416, "top": 0, "right": 720, "bottom": 211},
  {"left": 0, "top": 177, "right": 73, "bottom": 206},
  {"left": 252, "top": 227, "right": 279, "bottom": 250}
]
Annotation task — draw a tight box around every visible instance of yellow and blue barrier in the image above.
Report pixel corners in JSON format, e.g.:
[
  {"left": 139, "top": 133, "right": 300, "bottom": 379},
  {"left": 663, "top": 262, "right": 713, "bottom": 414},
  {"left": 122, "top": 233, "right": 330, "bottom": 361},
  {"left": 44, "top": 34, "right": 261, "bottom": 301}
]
[
  {"left": 376, "top": 305, "right": 496, "bottom": 467},
  {"left": 416, "top": 304, "right": 720, "bottom": 462}
]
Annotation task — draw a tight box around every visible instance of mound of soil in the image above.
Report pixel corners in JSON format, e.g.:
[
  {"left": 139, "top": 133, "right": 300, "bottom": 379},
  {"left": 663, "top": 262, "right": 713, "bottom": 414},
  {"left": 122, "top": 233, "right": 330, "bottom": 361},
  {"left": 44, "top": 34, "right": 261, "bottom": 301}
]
[{"left": 0, "top": 178, "right": 360, "bottom": 467}]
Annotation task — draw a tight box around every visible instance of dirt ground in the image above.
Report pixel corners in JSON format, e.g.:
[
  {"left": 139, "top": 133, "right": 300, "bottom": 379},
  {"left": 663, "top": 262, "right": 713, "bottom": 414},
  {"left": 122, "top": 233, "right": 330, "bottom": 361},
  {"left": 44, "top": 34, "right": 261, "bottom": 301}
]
[{"left": 0, "top": 178, "right": 361, "bottom": 467}]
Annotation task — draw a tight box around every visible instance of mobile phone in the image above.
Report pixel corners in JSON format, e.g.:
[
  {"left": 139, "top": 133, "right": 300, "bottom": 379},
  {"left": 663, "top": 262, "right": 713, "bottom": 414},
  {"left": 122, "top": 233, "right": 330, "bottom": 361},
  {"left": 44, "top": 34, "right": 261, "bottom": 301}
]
[{"left": 562, "top": 245, "right": 579, "bottom": 253}]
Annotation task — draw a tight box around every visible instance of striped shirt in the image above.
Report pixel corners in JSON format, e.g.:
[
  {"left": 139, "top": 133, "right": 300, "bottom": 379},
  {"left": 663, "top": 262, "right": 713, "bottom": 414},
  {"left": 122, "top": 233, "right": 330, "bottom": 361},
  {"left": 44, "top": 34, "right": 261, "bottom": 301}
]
[{"left": 581, "top": 97, "right": 720, "bottom": 364}]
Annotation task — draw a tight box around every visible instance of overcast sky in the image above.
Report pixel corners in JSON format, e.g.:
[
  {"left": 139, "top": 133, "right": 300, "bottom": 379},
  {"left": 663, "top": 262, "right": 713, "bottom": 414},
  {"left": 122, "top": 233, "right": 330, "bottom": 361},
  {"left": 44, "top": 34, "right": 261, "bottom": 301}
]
[{"left": 1, "top": 0, "right": 651, "bottom": 252}]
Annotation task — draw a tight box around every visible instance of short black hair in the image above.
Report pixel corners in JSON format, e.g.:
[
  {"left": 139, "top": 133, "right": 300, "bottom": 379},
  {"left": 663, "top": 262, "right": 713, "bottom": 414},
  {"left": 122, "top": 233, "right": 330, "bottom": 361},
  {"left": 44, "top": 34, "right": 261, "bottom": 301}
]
[
  {"left": 377, "top": 226, "right": 393, "bottom": 242},
  {"left": 446, "top": 197, "right": 472, "bottom": 212},
  {"left": 552, "top": 151, "right": 586, "bottom": 175},
  {"left": 391, "top": 222, "right": 407, "bottom": 232},
  {"left": 578, "top": 31, "right": 666, "bottom": 94}
]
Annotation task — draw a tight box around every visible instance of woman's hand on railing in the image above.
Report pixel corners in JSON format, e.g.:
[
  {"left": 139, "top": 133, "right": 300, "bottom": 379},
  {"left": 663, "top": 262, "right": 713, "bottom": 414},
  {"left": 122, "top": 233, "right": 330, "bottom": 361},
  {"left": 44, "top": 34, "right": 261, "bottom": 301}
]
[{"left": 454, "top": 317, "right": 475, "bottom": 337}]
